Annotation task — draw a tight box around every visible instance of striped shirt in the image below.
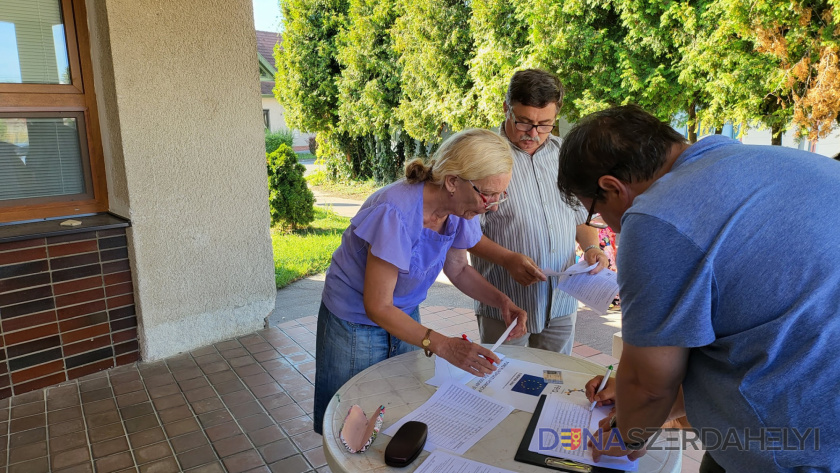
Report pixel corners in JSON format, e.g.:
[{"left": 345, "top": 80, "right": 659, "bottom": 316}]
[{"left": 472, "top": 131, "right": 588, "bottom": 334}]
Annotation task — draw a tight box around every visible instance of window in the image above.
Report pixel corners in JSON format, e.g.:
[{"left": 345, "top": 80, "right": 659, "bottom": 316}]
[
  {"left": 0, "top": 0, "right": 107, "bottom": 224},
  {"left": 263, "top": 110, "right": 270, "bottom": 130}
]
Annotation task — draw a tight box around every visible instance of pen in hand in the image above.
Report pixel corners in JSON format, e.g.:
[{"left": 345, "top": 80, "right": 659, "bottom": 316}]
[
  {"left": 589, "top": 364, "right": 614, "bottom": 411},
  {"left": 461, "top": 334, "right": 496, "bottom": 365}
]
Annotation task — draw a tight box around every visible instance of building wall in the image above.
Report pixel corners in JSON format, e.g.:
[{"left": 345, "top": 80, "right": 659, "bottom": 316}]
[
  {"left": 673, "top": 120, "right": 840, "bottom": 158},
  {"left": 261, "top": 97, "right": 315, "bottom": 150},
  {"left": 88, "top": 0, "right": 276, "bottom": 360},
  {"left": 738, "top": 127, "right": 840, "bottom": 157},
  {"left": 0, "top": 228, "right": 139, "bottom": 397}
]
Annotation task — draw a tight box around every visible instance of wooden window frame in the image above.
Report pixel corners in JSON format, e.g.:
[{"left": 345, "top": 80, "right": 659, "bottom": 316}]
[{"left": 0, "top": 0, "right": 108, "bottom": 224}]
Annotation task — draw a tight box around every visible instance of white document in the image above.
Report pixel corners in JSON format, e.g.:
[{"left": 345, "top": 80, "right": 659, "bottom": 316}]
[
  {"left": 544, "top": 260, "right": 619, "bottom": 315},
  {"left": 468, "top": 363, "right": 602, "bottom": 413},
  {"left": 426, "top": 320, "right": 514, "bottom": 387},
  {"left": 414, "top": 450, "right": 517, "bottom": 473},
  {"left": 383, "top": 382, "right": 514, "bottom": 455},
  {"left": 466, "top": 358, "right": 551, "bottom": 413},
  {"left": 528, "top": 387, "right": 638, "bottom": 471},
  {"left": 426, "top": 354, "right": 475, "bottom": 387}
]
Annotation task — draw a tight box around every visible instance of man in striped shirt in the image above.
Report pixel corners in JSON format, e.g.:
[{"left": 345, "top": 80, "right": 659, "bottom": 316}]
[{"left": 469, "top": 69, "right": 609, "bottom": 354}]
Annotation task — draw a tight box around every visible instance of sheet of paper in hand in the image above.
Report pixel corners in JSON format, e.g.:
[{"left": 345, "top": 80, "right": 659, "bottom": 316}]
[{"left": 543, "top": 260, "right": 619, "bottom": 315}]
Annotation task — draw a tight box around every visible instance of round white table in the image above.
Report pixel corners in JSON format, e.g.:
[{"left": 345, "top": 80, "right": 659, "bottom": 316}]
[{"left": 323, "top": 346, "right": 681, "bottom": 472}]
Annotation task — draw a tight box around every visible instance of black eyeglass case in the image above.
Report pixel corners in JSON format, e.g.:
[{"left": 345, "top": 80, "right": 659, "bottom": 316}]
[{"left": 384, "top": 421, "right": 428, "bottom": 467}]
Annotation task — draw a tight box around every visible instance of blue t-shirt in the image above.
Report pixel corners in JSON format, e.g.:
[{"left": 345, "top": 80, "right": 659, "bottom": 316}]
[
  {"left": 322, "top": 180, "right": 482, "bottom": 325},
  {"left": 619, "top": 136, "right": 840, "bottom": 471}
]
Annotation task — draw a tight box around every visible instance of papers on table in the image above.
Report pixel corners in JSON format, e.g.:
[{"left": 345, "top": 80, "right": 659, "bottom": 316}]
[
  {"left": 466, "top": 358, "right": 593, "bottom": 413},
  {"left": 528, "top": 385, "right": 639, "bottom": 471},
  {"left": 383, "top": 382, "right": 513, "bottom": 455},
  {"left": 543, "top": 260, "right": 619, "bottom": 315},
  {"left": 426, "top": 354, "right": 476, "bottom": 387},
  {"left": 414, "top": 450, "right": 517, "bottom": 473},
  {"left": 425, "top": 317, "right": 516, "bottom": 387}
]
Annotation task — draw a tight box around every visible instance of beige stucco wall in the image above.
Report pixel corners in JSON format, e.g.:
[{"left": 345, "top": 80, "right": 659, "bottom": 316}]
[{"left": 88, "top": 0, "right": 276, "bottom": 360}]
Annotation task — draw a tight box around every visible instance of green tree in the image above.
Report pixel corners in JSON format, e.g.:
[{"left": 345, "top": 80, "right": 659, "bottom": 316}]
[
  {"left": 392, "top": 0, "right": 480, "bottom": 141},
  {"left": 336, "top": 0, "right": 412, "bottom": 182},
  {"left": 336, "top": 0, "right": 402, "bottom": 136},
  {"left": 267, "top": 144, "right": 316, "bottom": 229},
  {"left": 727, "top": 0, "right": 840, "bottom": 141},
  {"left": 522, "top": 0, "right": 681, "bottom": 122},
  {"left": 612, "top": 0, "right": 712, "bottom": 142},
  {"left": 468, "top": 0, "right": 531, "bottom": 125},
  {"left": 275, "top": 0, "right": 348, "bottom": 133}
]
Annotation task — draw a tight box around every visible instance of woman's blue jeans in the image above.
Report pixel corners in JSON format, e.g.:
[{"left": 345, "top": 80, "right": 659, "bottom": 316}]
[{"left": 313, "top": 301, "right": 420, "bottom": 435}]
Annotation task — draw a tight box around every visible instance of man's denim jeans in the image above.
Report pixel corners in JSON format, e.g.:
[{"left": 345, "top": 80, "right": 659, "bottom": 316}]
[{"left": 313, "top": 301, "right": 419, "bottom": 435}]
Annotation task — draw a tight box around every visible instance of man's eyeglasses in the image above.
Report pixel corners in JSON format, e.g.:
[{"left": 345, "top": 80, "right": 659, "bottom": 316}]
[
  {"left": 469, "top": 180, "right": 508, "bottom": 209},
  {"left": 507, "top": 110, "right": 556, "bottom": 133},
  {"left": 585, "top": 187, "right": 609, "bottom": 229},
  {"left": 513, "top": 121, "right": 556, "bottom": 134}
]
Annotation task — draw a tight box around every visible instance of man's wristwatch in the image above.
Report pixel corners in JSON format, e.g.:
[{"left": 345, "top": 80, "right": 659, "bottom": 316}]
[{"left": 422, "top": 328, "right": 433, "bottom": 357}]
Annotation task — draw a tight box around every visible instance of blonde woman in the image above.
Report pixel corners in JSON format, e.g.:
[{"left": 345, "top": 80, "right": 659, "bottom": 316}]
[{"left": 314, "top": 129, "right": 529, "bottom": 434}]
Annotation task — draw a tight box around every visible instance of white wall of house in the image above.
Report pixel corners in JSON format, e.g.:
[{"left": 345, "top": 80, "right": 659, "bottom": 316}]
[
  {"left": 261, "top": 96, "right": 315, "bottom": 150},
  {"left": 739, "top": 127, "right": 840, "bottom": 157},
  {"left": 674, "top": 121, "right": 840, "bottom": 158},
  {"left": 88, "top": 0, "right": 277, "bottom": 360}
]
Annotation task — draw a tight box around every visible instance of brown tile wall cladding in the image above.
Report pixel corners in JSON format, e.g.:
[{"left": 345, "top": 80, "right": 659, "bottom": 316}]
[{"left": 0, "top": 229, "right": 140, "bottom": 399}]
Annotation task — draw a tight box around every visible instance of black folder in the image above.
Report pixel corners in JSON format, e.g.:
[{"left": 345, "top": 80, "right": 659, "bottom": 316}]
[{"left": 514, "top": 395, "right": 623, "bottom": 473}]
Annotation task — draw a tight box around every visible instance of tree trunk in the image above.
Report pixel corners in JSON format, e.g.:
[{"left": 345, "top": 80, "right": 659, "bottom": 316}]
[
  {"left": 687, "top": 102, "right": 697, "bottom": 143},
  {"left": 715, "top": 127, "right": 723, "bottom": 135},
  {"left": 771, "top": 124, "right": 782, "bottom": 146}
]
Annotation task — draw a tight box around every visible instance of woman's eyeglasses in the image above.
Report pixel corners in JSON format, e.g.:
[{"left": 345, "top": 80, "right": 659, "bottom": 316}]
[{"left": 468, "top": 180, "right": 509, "bottom": 209}]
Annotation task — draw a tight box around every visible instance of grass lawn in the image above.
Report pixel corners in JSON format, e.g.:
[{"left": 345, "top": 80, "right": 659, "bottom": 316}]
[
  {"left": 271, "top": 207, "right": 349, "bottom": 288},
  {"left": 305, "top": 170, "right": 381, "bottom": 200}
]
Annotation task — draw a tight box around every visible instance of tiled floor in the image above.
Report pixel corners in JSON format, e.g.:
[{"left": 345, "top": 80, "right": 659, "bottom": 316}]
[{"left": 0, "top": 305, "right": 702, "bottom": 472}]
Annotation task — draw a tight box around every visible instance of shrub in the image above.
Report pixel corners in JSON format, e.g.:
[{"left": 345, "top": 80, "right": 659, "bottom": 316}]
[
  {"left": 265, "top": 128, "right": 294, "bottom": 154},
  {"left": 267, "top": 144, "right": 315, "bottom": 229},
  {"left": 308, "top": 135, "right": 318, "bottom": 155}
]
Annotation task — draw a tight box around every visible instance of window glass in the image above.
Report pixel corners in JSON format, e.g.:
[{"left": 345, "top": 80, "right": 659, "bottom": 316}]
[
  {"left": 0, "top": 117, "right": 86, "bottom": 202},
  {"left": 0, "top": 0, "right": 71, "bottom": 84}
]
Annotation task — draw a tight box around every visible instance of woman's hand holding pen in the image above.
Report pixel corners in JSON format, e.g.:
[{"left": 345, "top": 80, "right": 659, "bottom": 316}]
[{"left": 435, "top": 335, "right": 499, "bottom": 376}]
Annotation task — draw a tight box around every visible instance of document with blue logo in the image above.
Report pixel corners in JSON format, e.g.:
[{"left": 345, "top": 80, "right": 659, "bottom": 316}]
[{"left": 528, "top": 386, "right": 639, "bottom": 471}]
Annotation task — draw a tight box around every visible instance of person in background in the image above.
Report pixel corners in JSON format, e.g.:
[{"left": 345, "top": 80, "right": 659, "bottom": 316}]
[
  {"left": 558, "top": 105, "right": 840, "bottom": 472},
  {"left": 313, "top": 129, "right": 529, "bottom": 435},
  {"left": 469, "top": 69, "right": 609, "bottom": 355}
]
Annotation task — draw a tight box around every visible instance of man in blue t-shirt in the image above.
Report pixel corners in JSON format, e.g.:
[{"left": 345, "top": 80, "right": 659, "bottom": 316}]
[{"left": 557, "top": 105, "right": 840, "bottom": 472}]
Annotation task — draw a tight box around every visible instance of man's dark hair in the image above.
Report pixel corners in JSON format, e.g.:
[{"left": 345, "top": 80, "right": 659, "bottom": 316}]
[
  {"left": 557, "top": 105, "right": 687, "bottom": 206},
  {"left": 834, "top": 152, "right": 840, "bottom": 161},
  {"left": 505, "top": 69, "right": 564, "bottom": 109}
]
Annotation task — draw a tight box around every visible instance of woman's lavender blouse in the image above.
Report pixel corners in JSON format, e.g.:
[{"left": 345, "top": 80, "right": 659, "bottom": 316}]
[{"left": 321, "top": 180, "right": 482, "bottom": 325}]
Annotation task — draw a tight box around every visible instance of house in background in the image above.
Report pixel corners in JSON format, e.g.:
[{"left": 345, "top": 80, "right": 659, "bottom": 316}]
[{"left": 256, "top": 30, "right": 314, "bottom": 152}]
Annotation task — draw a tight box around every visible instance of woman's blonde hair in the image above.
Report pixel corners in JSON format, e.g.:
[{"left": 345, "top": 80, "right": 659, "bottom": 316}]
[{"left": 405, "top": 129, "right": 513, "bottom": 185}]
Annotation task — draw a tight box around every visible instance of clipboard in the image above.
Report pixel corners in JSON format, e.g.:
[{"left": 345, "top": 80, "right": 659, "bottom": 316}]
[{"left": 514, "top": 395, "right": 623, "bottom": 473}]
